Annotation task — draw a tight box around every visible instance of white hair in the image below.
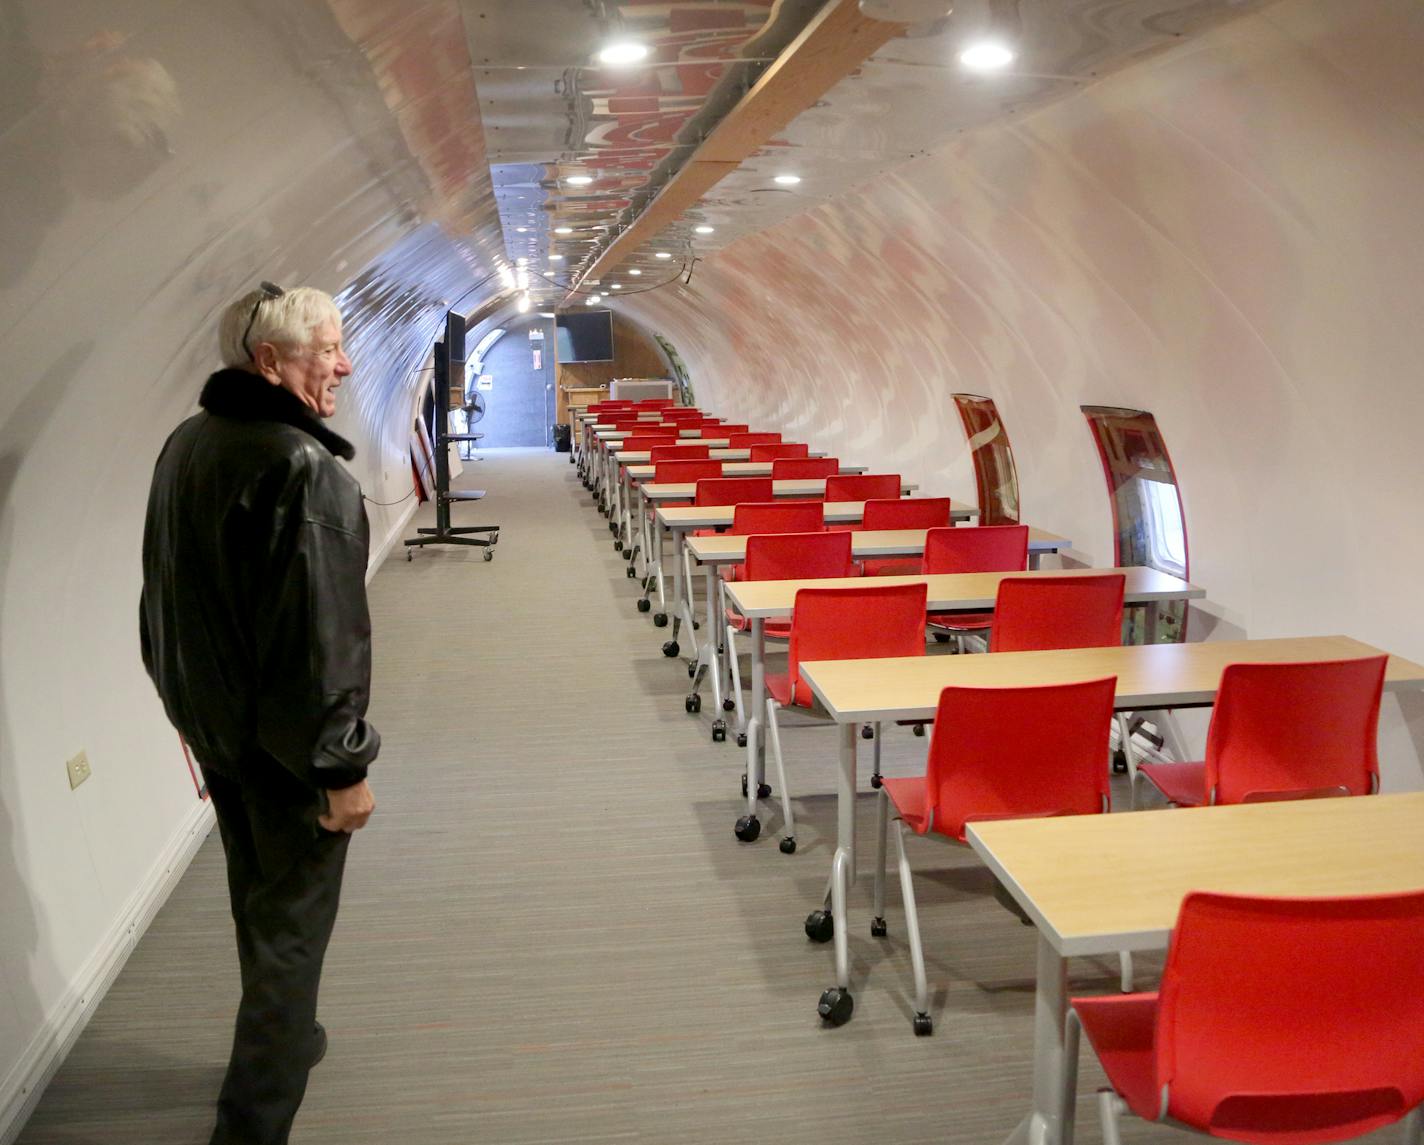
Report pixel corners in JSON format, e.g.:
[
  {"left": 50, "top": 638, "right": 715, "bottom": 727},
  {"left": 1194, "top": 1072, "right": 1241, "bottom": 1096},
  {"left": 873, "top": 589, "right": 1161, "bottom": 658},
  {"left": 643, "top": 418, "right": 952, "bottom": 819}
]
[{"left": 218, "top": 286, "right": 342, "bottom": 367}]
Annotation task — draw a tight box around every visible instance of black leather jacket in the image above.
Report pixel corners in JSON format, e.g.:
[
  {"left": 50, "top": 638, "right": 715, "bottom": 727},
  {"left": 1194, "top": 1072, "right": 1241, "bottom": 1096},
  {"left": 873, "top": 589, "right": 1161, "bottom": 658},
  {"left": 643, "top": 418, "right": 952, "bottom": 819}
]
[{"left": 140, "top": 368, "right": 379, "bottom": 791}]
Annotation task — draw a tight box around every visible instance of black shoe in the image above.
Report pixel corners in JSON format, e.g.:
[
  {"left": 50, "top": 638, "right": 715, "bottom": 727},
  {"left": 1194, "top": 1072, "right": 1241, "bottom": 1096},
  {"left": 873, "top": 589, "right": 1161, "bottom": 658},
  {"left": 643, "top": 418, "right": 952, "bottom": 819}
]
[{"left": 310, "top": 1022, "right": 328, "bottom": 1069}]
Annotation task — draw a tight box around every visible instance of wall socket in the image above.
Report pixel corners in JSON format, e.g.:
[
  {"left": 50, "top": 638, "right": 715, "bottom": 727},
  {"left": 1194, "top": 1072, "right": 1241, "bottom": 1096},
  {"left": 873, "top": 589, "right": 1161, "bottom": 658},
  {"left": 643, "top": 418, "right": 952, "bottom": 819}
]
[{"left": 66, "top": 750, "right": 92, "bottom": 790}]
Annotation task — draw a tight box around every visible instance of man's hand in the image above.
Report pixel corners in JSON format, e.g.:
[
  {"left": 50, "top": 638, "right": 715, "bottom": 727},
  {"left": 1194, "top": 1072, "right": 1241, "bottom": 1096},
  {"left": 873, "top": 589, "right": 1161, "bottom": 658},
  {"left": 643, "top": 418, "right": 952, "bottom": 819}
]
[{"left": 319, "top": 780, "right": 375, "bottom": 833}]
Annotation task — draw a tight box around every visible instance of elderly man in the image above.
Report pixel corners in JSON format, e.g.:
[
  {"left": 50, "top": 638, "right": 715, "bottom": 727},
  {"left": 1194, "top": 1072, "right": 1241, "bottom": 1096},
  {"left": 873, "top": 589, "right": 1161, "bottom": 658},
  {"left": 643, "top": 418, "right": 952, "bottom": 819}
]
[{"left": 140, "top": 283, "right": 378, "bottom": 1145}]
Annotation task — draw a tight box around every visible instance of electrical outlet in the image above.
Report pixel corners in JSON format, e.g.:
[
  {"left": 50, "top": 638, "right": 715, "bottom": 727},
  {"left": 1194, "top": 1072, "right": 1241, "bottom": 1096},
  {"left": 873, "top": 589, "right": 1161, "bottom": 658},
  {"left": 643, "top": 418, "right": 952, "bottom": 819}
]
[{"left": 66, "top": 750, "right": 92, "bottom": 790}]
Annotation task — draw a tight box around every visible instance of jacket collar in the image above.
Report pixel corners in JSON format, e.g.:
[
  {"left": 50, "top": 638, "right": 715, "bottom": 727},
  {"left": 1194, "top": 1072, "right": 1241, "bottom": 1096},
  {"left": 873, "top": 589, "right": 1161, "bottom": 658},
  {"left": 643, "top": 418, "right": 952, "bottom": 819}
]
[{"left": 198, "top": 368, "right": 355, "bottom": 460}]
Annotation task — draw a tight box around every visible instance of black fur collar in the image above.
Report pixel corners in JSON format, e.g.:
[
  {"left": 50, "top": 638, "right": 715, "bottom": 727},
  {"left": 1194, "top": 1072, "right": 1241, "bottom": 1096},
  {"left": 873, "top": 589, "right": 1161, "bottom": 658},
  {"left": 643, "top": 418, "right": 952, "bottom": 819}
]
[{"left": 198, "top": 368, "right": 355, "bottom": 460}]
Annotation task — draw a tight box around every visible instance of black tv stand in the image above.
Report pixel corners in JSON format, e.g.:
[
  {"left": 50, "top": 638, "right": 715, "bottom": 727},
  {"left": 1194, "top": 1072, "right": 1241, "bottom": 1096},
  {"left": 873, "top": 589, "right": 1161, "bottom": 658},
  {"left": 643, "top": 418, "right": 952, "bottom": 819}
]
[{"left": 404, "top": 315, "right": 500, "bottom": 561}]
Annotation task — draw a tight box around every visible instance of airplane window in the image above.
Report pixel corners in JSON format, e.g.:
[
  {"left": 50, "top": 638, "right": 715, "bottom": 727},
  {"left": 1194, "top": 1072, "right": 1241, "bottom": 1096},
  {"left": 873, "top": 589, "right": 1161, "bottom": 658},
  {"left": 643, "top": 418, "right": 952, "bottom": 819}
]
[
  {"left": 1081, "top": 406, "right": 1189, "bottom": 643},
  {"left": 951, "top": 394, "right": 1019, "bottom": 525}
]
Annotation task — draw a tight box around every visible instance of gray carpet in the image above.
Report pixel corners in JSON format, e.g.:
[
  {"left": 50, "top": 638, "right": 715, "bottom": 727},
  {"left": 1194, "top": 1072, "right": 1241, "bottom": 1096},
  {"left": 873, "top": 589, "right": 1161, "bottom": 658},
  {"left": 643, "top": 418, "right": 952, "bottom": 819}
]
[{"left": 17, "top": 449, "right": 1399, "bottom": 1144}]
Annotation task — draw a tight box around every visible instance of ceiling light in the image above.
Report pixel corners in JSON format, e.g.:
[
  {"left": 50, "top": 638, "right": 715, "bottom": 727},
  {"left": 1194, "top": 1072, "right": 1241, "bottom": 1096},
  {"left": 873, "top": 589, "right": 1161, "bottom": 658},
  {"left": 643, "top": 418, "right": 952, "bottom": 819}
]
[
  {"left": 694, "top": 225, "right": 714, "bottom": 234},
  {"left": 515, "top": 227, "right": 528, "bottom": 233},
  {"left": 611, "top": 284, "right": 622, "bottom": 290},
  {"left": 566, "top": 174, "right": 593, "bottom": 186},
  {"left": 516, "top": 269, "right": 530, "bottom": 289},
  {"left": 549, "top": 254, "right": 564, "bottom": 261},
  {"left": 628, "top": 269, "right": 642, "bottom": 276},
  {"left": 499, "top": 268, "right": 516, "bottom": 289},
  {"left": 539, "top": 312, "right": 556, "bottom": 318},
  {"left": 597, "top": 42, "right": 649, "bottom": 65},
  {"left": 554, "top": 226, "right": 574, "bottom": 235},
  {"left": 773, "top": 174, "right": 801, "bottom": 185},
  {"left": 959, "top": 41, "right": 1015, "bottom": 70},
  {"left": 585, "top": 295, "right": 601, "bottom": 305},
  {"left": 515, "top": 257, "right": 528, "bottom": 266},
  {"left": 517, "top": 293, "right": 531, "bottom": 313},
  {"left": 655, "top": 252, "right": 672, "bottom": 260}
]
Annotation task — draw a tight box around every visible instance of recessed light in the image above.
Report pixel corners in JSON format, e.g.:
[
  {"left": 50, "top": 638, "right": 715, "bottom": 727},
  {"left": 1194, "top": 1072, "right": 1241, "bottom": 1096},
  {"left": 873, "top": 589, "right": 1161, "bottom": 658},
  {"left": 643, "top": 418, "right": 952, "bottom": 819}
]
[
  {"left": 655, "top": 252, "right": 672, "bottom": 260},
  {"left": 549, "top": 254, "right": 564, "bottom": 262},
  {"left": 515, "top": 257, "right": 528, "bottom": 266},
  {"left": 628, "top": 269, "right": 642, "bottom": 276},
  {"left": 694, "top": 225, "right": 714, "bottom": 234},
  {"left": 554, "top": 227, "right": 574, "bottom": 235},
  {"left": 597, "top": 42, "right": 649, "bottom": 65},
  {"left": 539, "top": 312, "right": 556, "bottom": 318},
  {"left": 515, "top": 227, "right": 528, "bottom": 233},
  {"left": 611, "top": 284, "right": 622, "bottom": 290},
  {"left": 517, "top": 292, "right": 531, "bottom": 313},
  {"left": 959, "top": 41, "right": 1015, "bottom": 70},
  {"left": 585, "top": 295, "right": 601, "bottom": 305},
  {"left": 566, "top": 174, "right": 594, "bottom": 186},
  {"left": 773, "top": 174, "right": 801, "bottom": 185}
]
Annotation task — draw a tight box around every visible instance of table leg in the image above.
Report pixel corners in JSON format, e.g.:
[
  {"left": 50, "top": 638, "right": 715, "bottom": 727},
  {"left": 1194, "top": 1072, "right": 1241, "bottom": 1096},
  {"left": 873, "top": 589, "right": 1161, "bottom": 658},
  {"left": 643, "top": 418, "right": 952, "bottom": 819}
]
[
  {"left": 702, "top": 566, "right": 725, "bottom": 732},
  {"left": 741, "top": 618, "right": 766, "bottom": 821},
  {"left": 664, "top": 526, "right": 687, "bottom": 647},
  {"left": 997, "top": 932, "right": 1069, "bottom": 1145}
]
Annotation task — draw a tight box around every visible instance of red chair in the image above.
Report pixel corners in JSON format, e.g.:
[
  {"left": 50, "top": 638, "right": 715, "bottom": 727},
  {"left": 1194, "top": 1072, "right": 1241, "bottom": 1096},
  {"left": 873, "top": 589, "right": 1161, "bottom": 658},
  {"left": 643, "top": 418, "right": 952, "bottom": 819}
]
[
  {"left": 721, "top": 531, "right": 857, "bottom": 738},
  {"left": 772, "top": 457, "right": 840, "bottom": 480},
  {"left": 723, "top": 501, "right": 828, "bottom": 580},
  {"left": 622, "top": 434, "right": 678, "bottom": 452},
  {"left": 637, "top": 398, "right": 677, "bottom": 408},
  {"left": 1137, "top": 656, "right": 1388, "bottom": 809},
  {"left": 754, "top": 583, "right": 927, "bottom": 853},
  {"left": 648, "top": 444, "right": 710, "bottom": 461},
  {"left": 728, "top": 432, "right": 781, "bottom": 448},
  {"left": 858, "top": 498, "right": 953, "bottom": 574},
  {"left": 990, "top": 573, "right": 1125, "bottom": 653},
  {"left": 660, "top": 409, "right": 703, "bottom": 421},
  {"left": 654, "top": 459, "right": 724, "bottom": 485},
  {"left": 693, "top": 477, "right": 774, "bottom": 507},
  {"left": 921, "top": 525, "right": 1029, "bottom": 648},
  {"left": 1066, "top": 889, "right": 1424, "bottom": 1144},
  {"left": 825, "top": 473, "right": 903, "bottom": 501},
  {"left": 715, "top": 424, "right": 749, "bottom": 436},
  {"left": 825, "top": 474, "right": 903, "bottom": 531},
  {"left": 876, "top": 676, "right": 1117, "bottom": 1034},
  {"left": 749, "top": 443, "right": 810, "bottom": 462}
]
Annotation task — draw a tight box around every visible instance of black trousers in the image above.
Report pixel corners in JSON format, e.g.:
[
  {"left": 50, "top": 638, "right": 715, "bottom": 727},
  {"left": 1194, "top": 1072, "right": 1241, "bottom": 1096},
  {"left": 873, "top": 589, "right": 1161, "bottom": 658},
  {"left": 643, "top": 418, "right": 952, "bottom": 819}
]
[{"left": 204, "top": 767, "right": 350, "bottom": 1145}]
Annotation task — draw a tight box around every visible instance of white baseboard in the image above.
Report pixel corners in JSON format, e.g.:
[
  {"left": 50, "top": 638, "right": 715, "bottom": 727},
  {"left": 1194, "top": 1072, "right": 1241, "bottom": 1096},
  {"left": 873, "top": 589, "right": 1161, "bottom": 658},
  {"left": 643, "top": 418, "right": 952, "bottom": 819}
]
[
  {"left": 0, "top": 797, "right": 216, "bottom": 1145},
  {"left": 367, "top": 499, "right": 420, "bottom": 579}
]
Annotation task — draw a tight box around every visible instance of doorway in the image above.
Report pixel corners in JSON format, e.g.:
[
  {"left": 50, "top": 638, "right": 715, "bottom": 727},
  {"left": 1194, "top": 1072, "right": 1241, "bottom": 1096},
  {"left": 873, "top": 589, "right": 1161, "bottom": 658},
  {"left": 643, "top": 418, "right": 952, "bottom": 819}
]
[{"left": 466, "top": 317, "right": 555, "bottom": 447}]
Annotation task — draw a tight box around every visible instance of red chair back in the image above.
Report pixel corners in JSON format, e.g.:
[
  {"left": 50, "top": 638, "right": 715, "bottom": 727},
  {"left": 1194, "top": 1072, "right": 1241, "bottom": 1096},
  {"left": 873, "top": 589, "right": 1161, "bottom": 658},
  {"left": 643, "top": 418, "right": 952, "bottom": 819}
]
[
  {"left": 654, "top": 459, "right": 724, "bottom": 484},
  {"left": 1156, "top": 890, "right": 1424, "bottom": 1139},
  {"left": 589, "top": 402, "right": 632, "bottom": 414},
  {"left": 825, "top": 474, "right": 902, "bottom": 502},
  {"left": 922, "top": 525, "right": 1029, "bottom": 574},
  {"left": 728, "top": 432, "right": 781, "bottom": 448},
  {"left": 786, "top": 583, "right": 927, "bottom": 707},
  {"left": 923, "top": 677, "right": 1116, "bottom": 840},
  {"left": 731, "top": 501, "right": 825, "bottom": 537},
  {"left": 1204, "top": 657, "right": 1387, "bottom": 805},
  {"left": 750, "top": 443, "right": 810, "bottom": 462},
  {"left": 623, "top": 434, "right": 678, "bottom": 451},
  {"left": 745, "top": 531, "right": 855, "bottom": 582},
  {"left": 649, "top": 444, "right": 710, "bottom": 462},
  {"left": 773, "top": 457, "right": 839, "bottom": 480},
  {"left": 716, "top": 424, "right": 749, "bottom": 435},
  {"left": 637, "top": 398, "right": 677, "bottom": 408},
  {"left": 660, "top": 408, "right": 702, "bottom": 420},
  {"left": 694, "top": 477, "right": 774, "bottom": 507},
  {"left": 990, "top": 574, "right": 1125, "bottom": 653},
  {"left": 861, "top": 498, "right": 952, "bottom": 531}
]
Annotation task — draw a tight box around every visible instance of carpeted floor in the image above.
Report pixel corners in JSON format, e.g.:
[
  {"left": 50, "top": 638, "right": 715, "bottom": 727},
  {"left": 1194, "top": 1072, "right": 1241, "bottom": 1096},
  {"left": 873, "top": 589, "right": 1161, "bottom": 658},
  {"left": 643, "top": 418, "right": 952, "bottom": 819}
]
[{"left": 20, "top": 448, "right": 1394, "bottom": 1144}]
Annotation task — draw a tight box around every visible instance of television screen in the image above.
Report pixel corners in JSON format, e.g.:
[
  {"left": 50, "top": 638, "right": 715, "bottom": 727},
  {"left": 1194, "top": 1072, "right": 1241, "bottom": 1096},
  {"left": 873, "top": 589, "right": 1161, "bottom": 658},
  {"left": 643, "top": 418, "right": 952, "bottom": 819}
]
[{"left": 556, "top": 310, "right": 614, "bottom": 363}]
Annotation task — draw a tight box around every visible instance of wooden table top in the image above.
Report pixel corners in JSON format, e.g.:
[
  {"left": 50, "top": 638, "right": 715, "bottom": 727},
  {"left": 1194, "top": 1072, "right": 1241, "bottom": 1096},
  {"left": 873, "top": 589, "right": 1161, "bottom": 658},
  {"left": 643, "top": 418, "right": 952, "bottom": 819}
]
[
  {"left": 800, "top": 634, "right": 1424, "bottom": 724},
  {"left": 624, "top": 460, "right": 852, "bottom": 478},
  {"left": 683, "top": 522, "right": 1037, "bottom": 561},
  {"left": 968, "top": 790, "right": 1424, "bottom": 956},
  {"left": 644, "top": 479, "right": 919, "bottom": 503},
  {"left": 723, "top": 566, "right": 1201, "bottom": 619}
]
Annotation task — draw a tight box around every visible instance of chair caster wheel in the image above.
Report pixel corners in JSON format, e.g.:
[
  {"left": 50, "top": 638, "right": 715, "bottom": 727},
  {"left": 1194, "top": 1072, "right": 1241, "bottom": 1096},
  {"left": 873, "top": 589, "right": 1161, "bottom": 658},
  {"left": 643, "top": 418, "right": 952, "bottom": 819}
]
[
  {"left": 804, "top": 910, "right": 834, "bottom": 943},
  {"left": 405, "top": 549, "right": 413, "bottom": 561},
  {"left": 912, "top": 1013, "right": 933, "bottom": 1036},
  {"left": 870, "top": 917, "right": 887, "bottom": 938},
  {"left": 614, "top": 540, "right": 623, "bottom": 552},
  {"left": 653, "top": 613, "right": 668, "bottom": 628},
  {"left": 861, "top": 725, "right": 874, "bottom": 740},
  {"left": 738, "top": 774, "right": 770, "bottom": 798},
  {"left": 626, "top": 565, "right": 636, "bottom": 578},
  {"left": 662, "top": 641, "right": 679, "bottom": 657},
  {"left": 637, "top": 600, "right": 652, "bottom": 615},
  {"left": 687, "top": 664, "right": 697, "bottom": 679},
  {"left": 685, "top": 694, "right": 701, "bottom": 714},
  {"left": 608, "top": 521, "right": 617, "bottom": 533},
  {"left": 483, "top": 549, "right": 494, "bottom": 561},
  {"left": 779, "top": 837, "right": 796, "bottom": 855},
  {"left": 722, "top": 698, "right": 735, "bottom": 711},
  {"left": 711, "top": 721, "right": 726, "bottom": 743},
  {"left": 817, "top": 987, "right": 853, "bottom": 1026},
  {"left": 1111, "top": 748, "right": 1128, "bottom": 774},
  {"left": 912, "top": 723, "right": 925, "bottom": 737},
  {"left": 933, "top": 632, "right": 952, "bottom": 643},
  {"left": 737, "top": 733, "right": 748, "bottom": 749},
  {"left": 734, "top": 815, "right": 760, "bottom": 842}
]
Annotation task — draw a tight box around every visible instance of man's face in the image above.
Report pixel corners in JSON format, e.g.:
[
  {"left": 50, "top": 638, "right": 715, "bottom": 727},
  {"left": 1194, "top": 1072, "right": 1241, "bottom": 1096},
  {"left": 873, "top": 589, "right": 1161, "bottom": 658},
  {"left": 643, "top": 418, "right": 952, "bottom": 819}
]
[{"left": 270, "top": 319, "right": 351, "bottom": 418}]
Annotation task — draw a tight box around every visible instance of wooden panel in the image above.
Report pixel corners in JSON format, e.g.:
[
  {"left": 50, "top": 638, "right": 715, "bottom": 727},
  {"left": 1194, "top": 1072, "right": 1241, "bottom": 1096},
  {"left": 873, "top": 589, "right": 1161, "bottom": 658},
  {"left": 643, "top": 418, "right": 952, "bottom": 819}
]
[{"left": 555, "top": 313, "right": 668, "bottom": 424}]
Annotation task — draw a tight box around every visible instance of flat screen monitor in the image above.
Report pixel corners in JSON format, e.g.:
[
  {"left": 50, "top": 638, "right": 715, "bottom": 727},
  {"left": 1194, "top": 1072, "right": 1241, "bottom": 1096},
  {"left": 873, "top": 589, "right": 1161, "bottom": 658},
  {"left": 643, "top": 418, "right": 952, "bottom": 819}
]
[{"left": 556, "top": 310, "right": 614, "bottom": 363}]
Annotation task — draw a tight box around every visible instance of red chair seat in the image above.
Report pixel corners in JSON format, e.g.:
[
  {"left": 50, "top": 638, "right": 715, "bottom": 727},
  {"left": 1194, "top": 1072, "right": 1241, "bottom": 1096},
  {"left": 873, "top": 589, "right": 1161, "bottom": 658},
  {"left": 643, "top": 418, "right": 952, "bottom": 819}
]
[
  {"left": 1136, "top": 760, "right": 1207, "bottom": 806},
  {"left": 765, "top": 671, "right": 796, "bottom": 707},
  {"left": 927, "top": 610, "right": 994, "bottom": 630},
  {"left": 880, "top": 776, "right": 933, "bottom": 835},
  {"left": 860, "top": 557, "right": 921, "bottom": 576},
  {"left": 1073, "top": 993, "right": 1163, "bottom": 1122},
  {"left": 726, "top": 609, "right": 790, "bottom": 640}
]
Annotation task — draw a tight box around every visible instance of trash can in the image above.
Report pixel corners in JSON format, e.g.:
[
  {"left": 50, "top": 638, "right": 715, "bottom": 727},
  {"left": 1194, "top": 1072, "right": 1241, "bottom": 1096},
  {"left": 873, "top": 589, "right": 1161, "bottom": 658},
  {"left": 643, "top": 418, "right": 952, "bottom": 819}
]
[{"left": 552, "top": 423, "right": 572, "bottom": 453}]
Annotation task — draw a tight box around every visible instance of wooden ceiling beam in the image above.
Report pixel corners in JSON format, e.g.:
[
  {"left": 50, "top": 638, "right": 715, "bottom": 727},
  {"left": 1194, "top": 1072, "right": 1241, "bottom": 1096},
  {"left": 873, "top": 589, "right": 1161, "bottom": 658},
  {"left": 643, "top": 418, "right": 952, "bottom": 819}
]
[{"left": 571, "top": 0, "right": 905, "bottom": 294}]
